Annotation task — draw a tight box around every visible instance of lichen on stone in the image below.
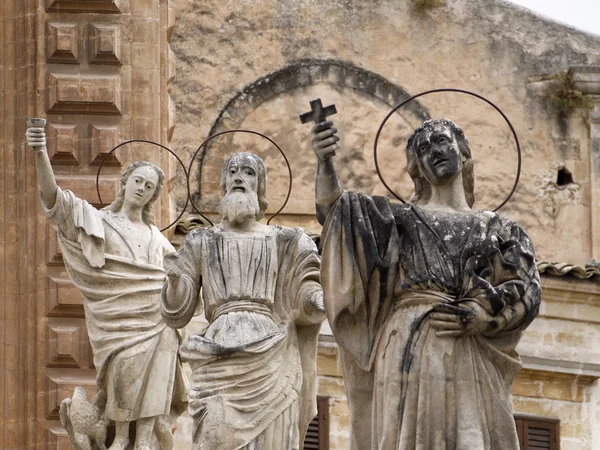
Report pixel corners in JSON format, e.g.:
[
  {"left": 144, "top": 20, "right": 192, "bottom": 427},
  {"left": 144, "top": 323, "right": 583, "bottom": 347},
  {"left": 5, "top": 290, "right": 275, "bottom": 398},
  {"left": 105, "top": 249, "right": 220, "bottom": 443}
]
[
  {"left": 411, "top": 0, "right": 445, "bottom": 15},
  {"left": 549, "top": 70, "right": 594, "bottom": 115}
]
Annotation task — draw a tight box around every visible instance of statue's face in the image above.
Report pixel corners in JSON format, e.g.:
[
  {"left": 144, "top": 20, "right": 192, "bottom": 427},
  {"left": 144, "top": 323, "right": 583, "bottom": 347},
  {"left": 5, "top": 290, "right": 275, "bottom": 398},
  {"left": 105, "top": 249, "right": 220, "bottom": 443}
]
[
  {"left": 414, "top": 124, "right": 462, "bottom": 186},
  {"left": 224, "top": 154, "right": 259, "bottom": 195},
  {"left": 123, "top": 165, "right": 159, "bottom": 208}
]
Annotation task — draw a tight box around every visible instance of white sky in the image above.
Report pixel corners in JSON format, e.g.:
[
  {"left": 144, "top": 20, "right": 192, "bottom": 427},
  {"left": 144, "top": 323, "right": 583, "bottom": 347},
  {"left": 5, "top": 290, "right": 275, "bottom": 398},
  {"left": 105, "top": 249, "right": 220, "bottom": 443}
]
[{"left": 506, "top": 0, "right": 600, "bottom": 36}]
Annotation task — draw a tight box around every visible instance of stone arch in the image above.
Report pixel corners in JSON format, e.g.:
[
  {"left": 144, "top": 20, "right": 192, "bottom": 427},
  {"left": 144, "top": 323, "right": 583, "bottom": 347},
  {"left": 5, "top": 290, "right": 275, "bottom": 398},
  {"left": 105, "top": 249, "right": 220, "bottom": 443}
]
[
  {"left": 193, "top": 60, "right": 432, "bottom": 212},
  {"left": 208, "top": 59, "right": 430, "bottom": 136}
]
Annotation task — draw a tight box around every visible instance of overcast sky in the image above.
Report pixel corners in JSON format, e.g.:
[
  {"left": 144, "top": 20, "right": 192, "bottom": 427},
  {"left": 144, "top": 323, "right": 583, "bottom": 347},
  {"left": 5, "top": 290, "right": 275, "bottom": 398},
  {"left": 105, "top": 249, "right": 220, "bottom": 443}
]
[{"left": 506, "top": 0, "right": 600, "bottom": 36}]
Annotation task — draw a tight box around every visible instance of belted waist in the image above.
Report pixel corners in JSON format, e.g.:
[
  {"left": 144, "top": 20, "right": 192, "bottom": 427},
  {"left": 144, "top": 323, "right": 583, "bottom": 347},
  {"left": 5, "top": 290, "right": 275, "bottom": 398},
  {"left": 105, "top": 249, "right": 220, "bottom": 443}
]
[
  {"left": 210, "top": 300, "right": 272, "bottom": 322},
  {"left": 393, "top": 290, "right": 455, "bottom": 310}
]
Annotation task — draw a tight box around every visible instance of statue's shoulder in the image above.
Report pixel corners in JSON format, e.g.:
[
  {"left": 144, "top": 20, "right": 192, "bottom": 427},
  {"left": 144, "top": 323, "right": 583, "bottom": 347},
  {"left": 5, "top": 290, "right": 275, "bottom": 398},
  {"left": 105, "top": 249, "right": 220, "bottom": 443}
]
[
  {"left": 475, "top": 209, "right": 533, "bottom": 241},
  {"left": 183, "top": 225, "right": 215, "bottom": 243},
  {"left": 268, "top": 225, "right": 318, "bottom": 251},
  {"left": 475, "top": 209, "right": 520, "bottom": 228}
]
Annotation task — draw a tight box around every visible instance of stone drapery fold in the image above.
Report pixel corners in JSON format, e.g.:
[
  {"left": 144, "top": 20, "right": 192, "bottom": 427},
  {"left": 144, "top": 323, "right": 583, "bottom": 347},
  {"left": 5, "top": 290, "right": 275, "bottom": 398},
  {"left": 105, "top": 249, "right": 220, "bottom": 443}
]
[{"left": 321, "top": 191, "right": 541, "bottom": 450}]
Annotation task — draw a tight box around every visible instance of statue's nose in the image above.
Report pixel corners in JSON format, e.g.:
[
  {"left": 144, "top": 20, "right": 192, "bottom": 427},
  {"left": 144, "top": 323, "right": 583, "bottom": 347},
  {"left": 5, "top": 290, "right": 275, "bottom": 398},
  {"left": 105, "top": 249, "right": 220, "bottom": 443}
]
[{"left": 431, "top": 145, "right": 443, "bottom": 158}]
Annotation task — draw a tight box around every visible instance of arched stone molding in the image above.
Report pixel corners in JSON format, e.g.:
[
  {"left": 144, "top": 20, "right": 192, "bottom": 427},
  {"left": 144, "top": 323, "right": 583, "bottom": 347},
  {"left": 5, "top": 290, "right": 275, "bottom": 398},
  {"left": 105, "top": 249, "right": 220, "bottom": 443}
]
[
  {"left": 208, "top": 59, "right": 430, "bottom": 136},
  {"left": 193, "top": 60, "right": 430, "bottom": 204}
]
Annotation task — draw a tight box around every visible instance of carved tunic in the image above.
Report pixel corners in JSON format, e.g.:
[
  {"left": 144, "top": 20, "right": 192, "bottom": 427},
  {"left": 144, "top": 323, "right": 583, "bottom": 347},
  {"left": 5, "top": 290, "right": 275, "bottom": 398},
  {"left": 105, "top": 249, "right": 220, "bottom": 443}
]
[
  {"left": 321, "top": 191, "right": 541, "bottom": 450},
  {"left": 161, "top": 226, "right": 324, "bottom": 450},
  {"left": 43, "top": 187, "right": 187, "bottom": 422}
]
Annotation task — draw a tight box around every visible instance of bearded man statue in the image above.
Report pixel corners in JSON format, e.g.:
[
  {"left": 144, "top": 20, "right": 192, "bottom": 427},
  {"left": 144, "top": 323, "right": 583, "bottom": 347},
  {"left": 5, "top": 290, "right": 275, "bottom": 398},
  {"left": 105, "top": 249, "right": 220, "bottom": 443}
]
[{"left": 161, "top": 152, "right": 326, "bottom": 450}]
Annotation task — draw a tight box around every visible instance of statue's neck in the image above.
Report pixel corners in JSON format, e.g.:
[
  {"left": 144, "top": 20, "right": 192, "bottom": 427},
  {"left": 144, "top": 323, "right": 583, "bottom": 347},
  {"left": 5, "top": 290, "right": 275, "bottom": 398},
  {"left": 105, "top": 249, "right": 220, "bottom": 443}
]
[
  {"left": 220, "top": 218, "right": 268, "bottom": 234},
  {"left": 424, "top": 173, "right": 470, "bottom": 212},
  {"left": 117, "top": 202, "right": 144, "bottom": 224}
]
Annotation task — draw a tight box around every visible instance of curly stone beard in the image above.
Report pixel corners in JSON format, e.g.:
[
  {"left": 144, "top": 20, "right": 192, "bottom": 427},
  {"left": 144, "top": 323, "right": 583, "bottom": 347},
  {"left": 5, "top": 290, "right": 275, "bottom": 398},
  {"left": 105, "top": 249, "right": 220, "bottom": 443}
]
[{"left": 219, "top": 190, "right": 260, "bottom": 224}]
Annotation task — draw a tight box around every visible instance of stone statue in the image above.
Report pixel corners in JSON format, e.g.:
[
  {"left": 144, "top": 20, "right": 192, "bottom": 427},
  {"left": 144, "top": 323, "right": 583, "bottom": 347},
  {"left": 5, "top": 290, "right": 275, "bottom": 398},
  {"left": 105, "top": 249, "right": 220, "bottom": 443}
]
[
  {"left": 310, "top": 118, "right": 541, "bottom": 450},
  {"left": 26, "top": 120, "right": 187, "bottom": 450},
  {"left": 161, "top": 152, "right": 326, "bottom": 450}
]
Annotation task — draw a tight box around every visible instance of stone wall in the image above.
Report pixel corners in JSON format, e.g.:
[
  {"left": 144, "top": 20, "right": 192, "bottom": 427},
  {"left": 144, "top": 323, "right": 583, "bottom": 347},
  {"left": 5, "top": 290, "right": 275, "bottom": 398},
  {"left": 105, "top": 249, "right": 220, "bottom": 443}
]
[
  {"left": 170, "top": 0, "right": 600, "bottom": 265},
  {"left": 168, "top": 0, "right": 600, "bottom": 448}
]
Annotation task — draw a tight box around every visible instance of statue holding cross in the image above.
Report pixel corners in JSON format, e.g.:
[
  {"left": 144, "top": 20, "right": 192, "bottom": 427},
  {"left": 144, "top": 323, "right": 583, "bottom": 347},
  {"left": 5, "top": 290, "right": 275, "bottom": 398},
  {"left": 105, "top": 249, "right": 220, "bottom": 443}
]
[
  {"left": 300, "top": 99, "right": 338, "bottom": 158},
  {"left": 302, "top": 102, "right": 541, "bottom": 450}
]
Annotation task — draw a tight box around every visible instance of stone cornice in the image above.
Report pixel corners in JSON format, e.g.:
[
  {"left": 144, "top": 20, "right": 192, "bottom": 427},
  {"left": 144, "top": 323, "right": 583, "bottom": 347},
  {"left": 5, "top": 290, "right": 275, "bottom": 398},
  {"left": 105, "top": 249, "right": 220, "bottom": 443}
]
[
  {"left": 570, "top": 66, "right": 600, "bottom": 95},
  {"left": 521, "top": 355, "right": 600, "bottom": 381}
]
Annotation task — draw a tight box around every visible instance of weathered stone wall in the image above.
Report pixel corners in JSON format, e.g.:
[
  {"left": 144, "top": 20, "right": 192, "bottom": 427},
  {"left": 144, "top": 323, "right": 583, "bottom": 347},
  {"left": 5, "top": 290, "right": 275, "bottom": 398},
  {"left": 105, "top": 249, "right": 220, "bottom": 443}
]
[
  {"left": 170, "top": 0, "right": 600, "bottom": 266},
  {"left": 168, "top": 0, "right": 600, "bottom": 448}
]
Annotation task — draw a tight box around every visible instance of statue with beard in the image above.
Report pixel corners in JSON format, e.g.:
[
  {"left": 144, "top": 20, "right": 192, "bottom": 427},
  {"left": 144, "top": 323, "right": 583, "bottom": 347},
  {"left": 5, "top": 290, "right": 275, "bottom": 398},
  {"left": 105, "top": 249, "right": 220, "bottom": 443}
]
[{"left": 161, "top": 152, "right": 326, "bottom": 450}]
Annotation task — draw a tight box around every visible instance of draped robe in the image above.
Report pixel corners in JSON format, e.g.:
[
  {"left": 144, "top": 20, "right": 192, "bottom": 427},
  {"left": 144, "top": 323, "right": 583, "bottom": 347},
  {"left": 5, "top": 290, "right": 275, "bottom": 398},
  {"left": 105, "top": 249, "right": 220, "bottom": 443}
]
[
  {"left": 43, "top": 187, "right": 187, "bottom": 423},
  {"left": 321, "top": 192, "right": 541, "bottom": 450},
  {"left": 161, "top": 225, "right": 324, "bottom": 450}
]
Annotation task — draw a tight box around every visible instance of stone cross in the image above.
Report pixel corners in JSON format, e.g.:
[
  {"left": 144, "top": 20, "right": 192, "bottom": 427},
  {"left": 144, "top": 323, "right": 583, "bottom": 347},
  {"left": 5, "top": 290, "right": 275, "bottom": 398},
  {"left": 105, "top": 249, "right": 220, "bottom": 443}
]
[{"left": 299, "top": 98, "right": 337, "bottom": 125}]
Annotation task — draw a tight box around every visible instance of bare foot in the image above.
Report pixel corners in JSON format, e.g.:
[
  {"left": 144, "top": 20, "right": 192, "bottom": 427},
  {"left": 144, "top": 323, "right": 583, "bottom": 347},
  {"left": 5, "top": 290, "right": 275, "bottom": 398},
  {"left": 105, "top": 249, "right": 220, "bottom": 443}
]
[{"left": 108, "top": 438, "right": 129, "bottom": 450}]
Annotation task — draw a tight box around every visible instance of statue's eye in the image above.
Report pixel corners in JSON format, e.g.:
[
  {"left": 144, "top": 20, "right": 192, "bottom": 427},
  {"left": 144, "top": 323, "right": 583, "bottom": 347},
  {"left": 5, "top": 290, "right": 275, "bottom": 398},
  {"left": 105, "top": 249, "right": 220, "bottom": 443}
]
[
  {"left": 230, "top": 169, "right": 236, "bottom": 174},
  {"left": 419, "top": 145, "right": 427, "bottom": 152},
  {"left": 245, "top": 169, "right": 254, "bottom": 176},
  {"left": 439, "top": 137, "right": 447, "bottom": 143}
]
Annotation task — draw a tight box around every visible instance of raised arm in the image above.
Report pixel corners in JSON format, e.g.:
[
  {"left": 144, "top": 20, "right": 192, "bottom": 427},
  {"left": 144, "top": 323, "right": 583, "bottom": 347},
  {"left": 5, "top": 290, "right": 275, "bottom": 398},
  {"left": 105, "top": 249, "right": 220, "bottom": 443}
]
[
  {"left": 26, "top": 121, "right": 58, "bottom": 209},
  {"left": 311, "top": 120, "right": 343, "bottom": 225}
]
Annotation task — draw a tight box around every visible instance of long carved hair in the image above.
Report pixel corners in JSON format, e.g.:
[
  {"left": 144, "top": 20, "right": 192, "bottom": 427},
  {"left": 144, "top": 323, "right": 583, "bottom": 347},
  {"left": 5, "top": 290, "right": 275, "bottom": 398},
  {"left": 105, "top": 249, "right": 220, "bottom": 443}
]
[
  {"left": 220, "top": 152, "right": 269, "bottom": 220},
  {"left": 406, "top": 118, "right": 475, "bottom": 208},
  {"left": 103, "top": 161, "right": 165, "bottom": 226}
]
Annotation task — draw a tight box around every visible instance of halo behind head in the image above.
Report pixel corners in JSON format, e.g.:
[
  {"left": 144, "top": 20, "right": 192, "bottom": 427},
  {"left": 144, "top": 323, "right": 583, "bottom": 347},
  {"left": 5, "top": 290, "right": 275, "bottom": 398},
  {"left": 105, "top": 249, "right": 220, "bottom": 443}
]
[
  {"left": 373, "top": 88, "right": 522, "bottom": 212},
  {"left": 103, "top": 161, "right": 165, "bottom": 226},
  {"left": 189, "top": 129, "right": 292, "bottom": 225},
  {"left": 95, "top": 139, "right": 191, "bottom": 232}
]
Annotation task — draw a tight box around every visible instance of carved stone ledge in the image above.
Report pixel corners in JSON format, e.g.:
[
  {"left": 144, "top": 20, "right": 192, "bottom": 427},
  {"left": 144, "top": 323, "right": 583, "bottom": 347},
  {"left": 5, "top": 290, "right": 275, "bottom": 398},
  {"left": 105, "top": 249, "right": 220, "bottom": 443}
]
[
  {"left": 55, "top": 175, "right": 118, "bottom": 207},
  {"left": 47, "top": 73, "right": 122, "bottom": 115},
  {"left": 89, "top": 124, "right": 120, "bottom": 165},
  {"left": 47, "top": 275, "right": 85, "bottom": 317},
  {"left": 570, "top": 66, "right": 600, "bottom": 95},
  {"left": 46, "top": 427, "right": 71, "bottom": 450},
  {"left": 46, "top": 224, "right": 64, "bottom": 266},
  {"left": 46, "top": 0, "right": 121, "bottom": 13},
  {"left": 47, "top": 22, "right": 79, "bottom": 64},
  {"left": 89, "top": 23, "right": 121, "bottom": 65},
  {"left": 46, "top": 123, "right": 79, "bottom": 165},
  {"left": 46, "top": 373, "right": 96, "bottom": 419},
  {"left": 521, "top": 354, "right": 600, "bottom": 380},
  {"left": 47, "top": 323, "right": 82, "bottom": 367}
]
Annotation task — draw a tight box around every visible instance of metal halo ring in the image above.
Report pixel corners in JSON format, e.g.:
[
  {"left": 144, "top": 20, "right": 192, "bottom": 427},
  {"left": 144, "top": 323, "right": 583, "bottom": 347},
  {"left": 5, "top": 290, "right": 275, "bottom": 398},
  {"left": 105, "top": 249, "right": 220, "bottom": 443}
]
[
  {"left": 187, "top": 129, "right": 293, "bottom": 226},
  {"left": 373, "top": 88, "right": 522, "bottom": 212},
  {"left": 95, "top": 139, "right": 191, "bottom": 232}
]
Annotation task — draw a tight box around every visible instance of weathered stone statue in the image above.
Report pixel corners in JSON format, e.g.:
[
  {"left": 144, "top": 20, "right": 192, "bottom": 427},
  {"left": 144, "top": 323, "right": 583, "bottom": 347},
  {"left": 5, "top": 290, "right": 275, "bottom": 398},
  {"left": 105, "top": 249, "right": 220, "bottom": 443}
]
[
  {"left": 26, "top": 120, "right": 187, "bottom": 450},
  {"left": 161, "top": 152, "right": 326, "bottom": 450},
  {"left": 311, "top": 118, "right": 541, "bottom": 450}
]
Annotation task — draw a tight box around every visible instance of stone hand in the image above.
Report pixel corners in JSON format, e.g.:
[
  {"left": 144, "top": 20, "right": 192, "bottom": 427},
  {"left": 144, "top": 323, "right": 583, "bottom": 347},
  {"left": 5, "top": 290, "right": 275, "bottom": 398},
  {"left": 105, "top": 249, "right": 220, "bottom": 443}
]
[
  {"left": 164, "top": 253, "right": 183, "bottom": 282},
  {"left": 311, "top": 120, "right": 340, "bottom": 160},
  {"left": 430, "top": 302, "right": 496, "bottom": 337},
  {"left": 26, "top": 127, "right": 46, "bottom": 149}
]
